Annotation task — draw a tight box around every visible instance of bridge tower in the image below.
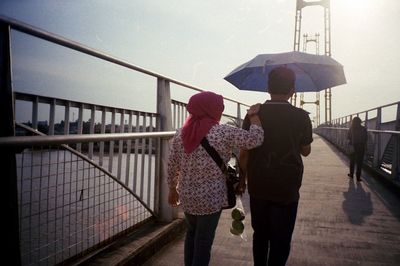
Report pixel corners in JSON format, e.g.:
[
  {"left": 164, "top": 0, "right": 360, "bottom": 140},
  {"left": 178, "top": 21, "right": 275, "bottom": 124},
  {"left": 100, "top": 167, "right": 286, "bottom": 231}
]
[
  {"left": 293, "top": 0, "right": 332, "bottom": 123},
  {"left": 300, "top": 33, "right": 321, "bottom": 126}
]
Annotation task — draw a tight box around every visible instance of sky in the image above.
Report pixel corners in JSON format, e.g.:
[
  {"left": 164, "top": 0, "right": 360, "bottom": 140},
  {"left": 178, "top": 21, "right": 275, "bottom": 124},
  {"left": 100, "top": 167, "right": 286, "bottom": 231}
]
[{"left": 0, "top": 0, "right": 399, "bottom": 125}]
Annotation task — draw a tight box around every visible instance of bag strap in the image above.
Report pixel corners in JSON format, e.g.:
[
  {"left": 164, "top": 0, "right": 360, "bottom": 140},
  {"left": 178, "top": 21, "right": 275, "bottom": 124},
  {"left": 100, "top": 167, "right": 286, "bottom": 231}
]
[{"left": 200, "top": 137, "right": 227, "bottom": 173}]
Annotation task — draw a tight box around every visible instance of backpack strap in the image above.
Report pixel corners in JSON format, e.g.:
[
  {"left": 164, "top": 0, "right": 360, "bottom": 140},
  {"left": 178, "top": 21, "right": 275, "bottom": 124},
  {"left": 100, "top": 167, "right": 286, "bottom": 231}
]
[{"left": 200, "top": 137, "right": 227, "bottom": 173}]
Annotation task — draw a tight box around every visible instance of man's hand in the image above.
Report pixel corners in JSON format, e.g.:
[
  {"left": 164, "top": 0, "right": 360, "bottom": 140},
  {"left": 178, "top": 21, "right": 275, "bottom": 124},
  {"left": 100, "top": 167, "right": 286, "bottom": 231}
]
[
  {"left": 236, "top": 149, "right": 249, "bottom": 196},
  {"left": 300, "top": 144, "right": 311, "bottom": 157},
  {"left": 235, "top": 177, "right": 246, "bottom": 196},
  {"left": 168, "top": 187, "right": 180, "bottom": 207}
]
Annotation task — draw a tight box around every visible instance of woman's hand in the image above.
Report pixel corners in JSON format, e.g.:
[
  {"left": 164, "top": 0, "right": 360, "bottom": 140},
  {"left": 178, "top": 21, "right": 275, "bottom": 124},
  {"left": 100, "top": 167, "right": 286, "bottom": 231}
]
[
  {"left": 168, "top": 187, "right": 180, "bottom": 207},
  {"left": 247, "top": 103, "right": 262, "bottom": 126},
  {"left": 247, "top": 103, "right": 261, "bottom": 116}
]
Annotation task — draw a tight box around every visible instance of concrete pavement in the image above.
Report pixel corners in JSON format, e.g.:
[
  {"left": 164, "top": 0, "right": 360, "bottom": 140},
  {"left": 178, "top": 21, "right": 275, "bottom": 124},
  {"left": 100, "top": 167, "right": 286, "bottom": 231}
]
[{"left": 143, "top": 134, "right": 400, "bottom": 266}]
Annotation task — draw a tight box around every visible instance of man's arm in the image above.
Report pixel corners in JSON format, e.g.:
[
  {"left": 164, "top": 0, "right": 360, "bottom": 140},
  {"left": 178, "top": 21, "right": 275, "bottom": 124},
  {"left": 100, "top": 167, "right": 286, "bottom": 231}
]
[
  {"left": 236, "top": 104, "right": 262, "bottom": 195},
  {"left": 300, "top": 111, "right": 313, "bottom": 157},
  {"left": 236, "top": 149, "right": 249, "bottom": 195}
]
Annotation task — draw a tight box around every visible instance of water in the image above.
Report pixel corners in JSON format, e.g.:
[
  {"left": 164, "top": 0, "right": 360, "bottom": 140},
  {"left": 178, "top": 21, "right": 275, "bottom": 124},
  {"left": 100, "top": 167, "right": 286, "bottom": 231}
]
[{"left": 16, "top": 148, "right": 156, "bottom": 265}]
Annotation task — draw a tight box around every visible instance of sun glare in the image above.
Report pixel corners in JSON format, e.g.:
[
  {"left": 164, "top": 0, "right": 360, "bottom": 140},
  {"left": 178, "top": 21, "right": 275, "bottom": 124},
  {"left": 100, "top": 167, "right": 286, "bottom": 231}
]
[
  {"left": 342, "top": 0, "right": 375, "bottom": 13},
  {"left": 334, "top": 0, "right": 379, "bottom": 24}
]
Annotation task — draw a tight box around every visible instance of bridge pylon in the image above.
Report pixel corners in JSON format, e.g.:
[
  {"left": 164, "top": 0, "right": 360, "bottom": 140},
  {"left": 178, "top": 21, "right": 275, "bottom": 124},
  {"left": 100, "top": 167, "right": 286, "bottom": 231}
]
[
  {"left": 300, "top": 33, "right": 321, "bottom": 127},
  {"left": 292, "top": 0, "right": 332, "bottom": 123}
]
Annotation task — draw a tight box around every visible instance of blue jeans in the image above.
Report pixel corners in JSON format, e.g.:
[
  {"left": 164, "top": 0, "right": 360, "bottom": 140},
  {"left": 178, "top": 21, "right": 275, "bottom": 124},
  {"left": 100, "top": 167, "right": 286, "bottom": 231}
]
[
  {"left": 184, "top": 211, "right": 222, "bottom": 266},
  {"left": 250, "top": 197, "right": 299, "bottom": 266}
]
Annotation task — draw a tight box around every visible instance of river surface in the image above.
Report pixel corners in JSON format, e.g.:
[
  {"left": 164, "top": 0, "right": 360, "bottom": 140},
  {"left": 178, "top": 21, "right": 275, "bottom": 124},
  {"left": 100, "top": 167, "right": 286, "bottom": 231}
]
[{"left": 16, "top": 149, "right": 155, "bottom": 265}]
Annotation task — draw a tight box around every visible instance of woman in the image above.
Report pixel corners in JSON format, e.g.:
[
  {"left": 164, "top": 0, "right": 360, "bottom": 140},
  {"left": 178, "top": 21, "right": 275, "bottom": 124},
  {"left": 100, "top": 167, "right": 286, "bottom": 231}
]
[
  {"left": 167, "top": 91, "right": 263, "bottom": 266},
  {"left": 347, "top": 117, "right": 368, "bottom": 181}
]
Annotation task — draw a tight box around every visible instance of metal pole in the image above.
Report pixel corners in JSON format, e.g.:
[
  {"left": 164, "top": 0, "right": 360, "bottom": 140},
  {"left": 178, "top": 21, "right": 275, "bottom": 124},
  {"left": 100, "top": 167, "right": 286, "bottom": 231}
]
[
  {"left": 373, "top": 108, "right": 382, "bottom": 168},
  {"left": 324, "top": 1, "right": 332, "bottom": 122},
  {"left": 236, "top": 102, "right": 242, "bottom": 128},
  {"left": 157, "top": 78, "right": 175, "bottom": 221},
  {"left": 0, "top": 21, "right": 21, "bottom": 265},
  {"left": 393, "top": 103, "right": 400, "bottom": 180},
  {"left": 291, "top": 0, "right": 302, "bottom": 106}
]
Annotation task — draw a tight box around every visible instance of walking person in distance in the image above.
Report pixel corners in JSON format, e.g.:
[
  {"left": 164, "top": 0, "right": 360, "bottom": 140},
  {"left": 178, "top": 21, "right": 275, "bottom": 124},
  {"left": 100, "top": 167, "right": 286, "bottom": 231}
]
[{"left": 347, "top": 116, "right": 368, "bottom": 182}]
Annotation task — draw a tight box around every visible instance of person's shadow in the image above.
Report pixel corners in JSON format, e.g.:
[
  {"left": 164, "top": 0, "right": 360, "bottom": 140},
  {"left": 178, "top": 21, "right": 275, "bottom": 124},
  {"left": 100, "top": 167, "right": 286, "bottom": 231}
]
[{"left": 342, "top": 179, "right": 373, "bottom": 225}]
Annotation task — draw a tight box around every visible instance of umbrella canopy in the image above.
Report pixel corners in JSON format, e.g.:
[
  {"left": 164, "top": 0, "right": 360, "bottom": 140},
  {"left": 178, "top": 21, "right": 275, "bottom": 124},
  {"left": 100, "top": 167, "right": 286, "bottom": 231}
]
[{"left": 224, "top": 51, "right": 346, "bottom": 93}]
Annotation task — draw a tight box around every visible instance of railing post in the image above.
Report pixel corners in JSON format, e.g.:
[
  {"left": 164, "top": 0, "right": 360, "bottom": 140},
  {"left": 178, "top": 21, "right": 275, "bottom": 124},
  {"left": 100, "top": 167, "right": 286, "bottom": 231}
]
[
  {"left": 236, "top": 102, "right": 242, "bottom": 127},
  {"left": 393, "top": 134, "right": 400, "bottom": 181},
  {"left": 392, "top": 103, "right": 400, "bottom": 180},
  {"left": 157, "top": 78, "right": 176, "bottom": 221},
  {"left": 49, "top": 98, "right": 55, "bottom": 135},
  {"left": 373, "top": 108, "right": 382, "bottom": 169},
  {"left": 32, "top": 96, "right": 38, "bottom": 130},
  {"left": 76, "top": 103, "right": 84, "bottom": 152},
  {"left": 364, "top": 111, "right": 369, "bottom": 163},
  {"left": 64, "top": 101, "right": 70, "bottom": 135},
  {"left": 0, "top": 21, "right": 21, "bottom": 265}
]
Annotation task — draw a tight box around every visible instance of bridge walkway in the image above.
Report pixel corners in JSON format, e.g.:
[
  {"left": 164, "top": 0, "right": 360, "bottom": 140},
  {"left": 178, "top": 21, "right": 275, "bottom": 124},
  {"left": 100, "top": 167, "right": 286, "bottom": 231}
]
[{"left": 143, "top": 134, "right": 400, "bottom": 266}]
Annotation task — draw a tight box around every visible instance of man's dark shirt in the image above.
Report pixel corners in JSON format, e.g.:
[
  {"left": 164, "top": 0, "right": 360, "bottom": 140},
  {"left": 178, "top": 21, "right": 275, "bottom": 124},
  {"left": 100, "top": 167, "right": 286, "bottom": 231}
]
[{"left": 242, "top": 100, "right": 313, "bottom": 204}]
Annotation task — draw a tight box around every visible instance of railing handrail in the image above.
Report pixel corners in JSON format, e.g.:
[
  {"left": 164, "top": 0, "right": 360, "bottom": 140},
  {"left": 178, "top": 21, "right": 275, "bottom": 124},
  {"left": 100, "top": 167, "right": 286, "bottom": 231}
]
[
  {"left": 317, "top": 126, "right": 400, "bottom": 135},
  {"left": 352, "top": 101, "right": 400, "bottom": 115},
  {"left": 15, "top": 91, "right": 159, "bottom": 116},
  {"left": 0, "top": 131, "right": 176, "bottom": 146},
  {"left": 0, "top": 15, "right": 249, "bottom": 107},
  {"left": 328, "top": 101, "right": 400, "bottom": 121}
]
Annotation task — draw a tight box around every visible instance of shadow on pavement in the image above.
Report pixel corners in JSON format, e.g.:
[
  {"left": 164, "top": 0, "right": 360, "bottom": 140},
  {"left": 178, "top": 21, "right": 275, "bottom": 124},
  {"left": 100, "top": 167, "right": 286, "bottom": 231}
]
[
  {"left": 318, "top": 135, "right": 400, "bottom": 223},
  {"left": 342, "top": 179, "right": 373, "bottom": 225}
]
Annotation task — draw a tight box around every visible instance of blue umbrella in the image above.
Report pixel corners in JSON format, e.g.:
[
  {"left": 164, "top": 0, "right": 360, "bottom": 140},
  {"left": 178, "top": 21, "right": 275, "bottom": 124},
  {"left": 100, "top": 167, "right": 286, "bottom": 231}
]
[{"left": 224, "top": 51, "right": 346, "bottom": 92}]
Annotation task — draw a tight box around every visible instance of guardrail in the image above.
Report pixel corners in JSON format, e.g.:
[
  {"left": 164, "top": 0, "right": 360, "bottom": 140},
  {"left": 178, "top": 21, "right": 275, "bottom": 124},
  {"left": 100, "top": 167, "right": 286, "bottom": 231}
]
[
  {"left": 315, "top": 101, "right": 400, "bottom": 183},
  {"left": 0, "top": 16, "right": 249, "bottom": 266}
]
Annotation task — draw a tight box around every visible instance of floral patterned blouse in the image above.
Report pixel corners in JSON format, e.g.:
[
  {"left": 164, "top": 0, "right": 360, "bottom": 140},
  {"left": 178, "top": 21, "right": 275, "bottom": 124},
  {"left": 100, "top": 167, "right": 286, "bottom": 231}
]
[{"left": 167, "top": 124, "right": 264, "bottom": 215}]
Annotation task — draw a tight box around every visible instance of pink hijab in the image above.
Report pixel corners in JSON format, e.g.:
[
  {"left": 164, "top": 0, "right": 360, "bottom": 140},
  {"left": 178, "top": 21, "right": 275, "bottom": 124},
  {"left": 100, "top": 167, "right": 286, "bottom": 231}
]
[{"left": 181, "top": 91, "right": 224, "bottom": 154}]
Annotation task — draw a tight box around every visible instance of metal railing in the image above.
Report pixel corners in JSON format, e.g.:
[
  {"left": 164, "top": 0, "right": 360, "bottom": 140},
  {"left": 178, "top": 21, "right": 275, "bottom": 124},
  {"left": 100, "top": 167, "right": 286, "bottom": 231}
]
[
  {"left": 0, "top": 15, "right": 250, "bottom": 265},
  {"left": 9, "top": 123, "right": 175, "bottom": 265},
  {"left": 315, "top": 101, "right": 400, "bottom": 182}
]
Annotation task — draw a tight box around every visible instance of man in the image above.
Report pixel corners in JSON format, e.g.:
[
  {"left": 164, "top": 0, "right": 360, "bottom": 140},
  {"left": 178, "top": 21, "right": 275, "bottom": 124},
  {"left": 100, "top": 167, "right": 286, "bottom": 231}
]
[{"left": 239, "top": 66, "right": 313, "bottom": 266}]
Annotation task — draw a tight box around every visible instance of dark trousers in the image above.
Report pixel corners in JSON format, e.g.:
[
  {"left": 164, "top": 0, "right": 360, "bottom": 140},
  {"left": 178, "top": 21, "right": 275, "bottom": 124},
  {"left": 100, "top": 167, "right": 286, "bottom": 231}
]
[
  {"left": 250, "top": 197, "right": 299, "bottom": 266},
  {"left": 349, "top": 144, "right": 365, "bottom": 179},
  {"left": 184, "top": 211, "right": 221, "bottom": 266}
]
